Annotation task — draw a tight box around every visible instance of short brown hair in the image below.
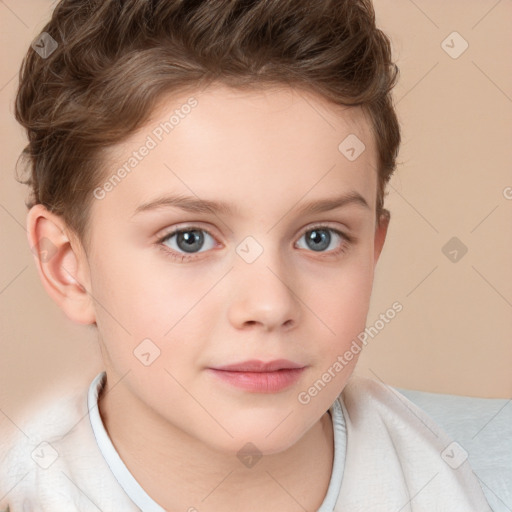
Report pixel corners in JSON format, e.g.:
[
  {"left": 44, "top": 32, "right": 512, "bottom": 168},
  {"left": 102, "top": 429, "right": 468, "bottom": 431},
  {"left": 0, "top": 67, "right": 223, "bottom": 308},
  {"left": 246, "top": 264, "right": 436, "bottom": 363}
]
[{"left": 15, "top": 0, "right": 401, "bottom": 250}]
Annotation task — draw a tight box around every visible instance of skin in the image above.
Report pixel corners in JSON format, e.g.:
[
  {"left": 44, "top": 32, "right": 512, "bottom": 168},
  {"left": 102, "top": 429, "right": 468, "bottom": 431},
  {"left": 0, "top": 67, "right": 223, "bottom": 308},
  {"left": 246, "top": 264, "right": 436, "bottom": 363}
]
[{"left": 27, "top": 83, "right": 389, "bottom": 511}]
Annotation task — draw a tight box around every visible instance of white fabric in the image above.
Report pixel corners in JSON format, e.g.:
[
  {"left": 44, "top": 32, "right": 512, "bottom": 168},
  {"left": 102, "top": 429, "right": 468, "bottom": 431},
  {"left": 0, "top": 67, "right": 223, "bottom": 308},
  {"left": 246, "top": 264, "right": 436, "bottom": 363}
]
[
  {"left": 397, "top": 387, "right": 512, "bottom": 511},
  {"left": 334, "top": 377, "right": 493, "bottom": 511},
  {"left": 0, "top": 371, "right": 492, "bottom": 511}
]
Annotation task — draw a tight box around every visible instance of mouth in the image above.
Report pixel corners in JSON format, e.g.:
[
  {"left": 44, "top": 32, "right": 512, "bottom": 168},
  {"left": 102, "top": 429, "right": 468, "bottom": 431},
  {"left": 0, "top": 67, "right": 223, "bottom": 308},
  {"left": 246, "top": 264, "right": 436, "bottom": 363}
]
[
  {"left": 212, "top": 359, "right": 304, "bottom": 372},
  {"left": 207, "top": 359, "right": 306, "bottom": 393}
]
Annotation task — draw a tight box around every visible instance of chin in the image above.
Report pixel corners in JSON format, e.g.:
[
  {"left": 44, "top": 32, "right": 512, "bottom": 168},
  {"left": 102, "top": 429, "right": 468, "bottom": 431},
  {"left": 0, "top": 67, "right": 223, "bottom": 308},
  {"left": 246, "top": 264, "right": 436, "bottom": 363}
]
[{"left": 202, "top": 416, "right": 313, "bottom": 458}]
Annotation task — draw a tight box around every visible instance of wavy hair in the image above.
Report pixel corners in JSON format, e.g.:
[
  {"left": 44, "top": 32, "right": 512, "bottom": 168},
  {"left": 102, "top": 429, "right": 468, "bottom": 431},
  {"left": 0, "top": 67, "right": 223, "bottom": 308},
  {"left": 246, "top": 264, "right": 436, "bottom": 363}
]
[{"left": 15, "top": 0, "right": 401, "bottom": 249}]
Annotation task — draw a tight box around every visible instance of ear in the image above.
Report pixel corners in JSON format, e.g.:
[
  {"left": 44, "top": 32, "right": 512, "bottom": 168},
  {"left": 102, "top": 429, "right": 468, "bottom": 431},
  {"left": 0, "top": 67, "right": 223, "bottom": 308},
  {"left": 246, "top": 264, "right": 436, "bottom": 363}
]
[
  {"left": 26, "top": 204, "right": 96, "bottom": 325},
  {"left": 373, "top": 209, "right": 390, "bottom": 267}
]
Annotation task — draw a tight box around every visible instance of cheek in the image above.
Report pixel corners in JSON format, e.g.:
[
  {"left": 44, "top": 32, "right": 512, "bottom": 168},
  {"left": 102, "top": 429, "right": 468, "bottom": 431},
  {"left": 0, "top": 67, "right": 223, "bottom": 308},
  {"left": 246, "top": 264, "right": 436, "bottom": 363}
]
[
  {"left": 296, "top": 266, "right": 373, "bottom": 412},
  {"left": 90, "top": 241, "right": 185, "bottom": 329},
  {"left": 304, "top": 257, "right": 374, "bottom": 374},
  {"left": 310, "top": 259, "right": 374, "bottom": 329},
  {"left": 89, "top": 250, "right": 216, "bottom": 372}
]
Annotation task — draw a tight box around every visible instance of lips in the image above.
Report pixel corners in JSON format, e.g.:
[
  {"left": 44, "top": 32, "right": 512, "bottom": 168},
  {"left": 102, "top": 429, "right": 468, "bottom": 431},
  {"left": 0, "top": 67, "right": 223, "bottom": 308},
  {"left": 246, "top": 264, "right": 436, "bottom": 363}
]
[
  {"left": 207, "top": 359, "right": 306, "bottom": 393},
  {"left": 211, "top": 359, "right": 304, "bottom": 372}
]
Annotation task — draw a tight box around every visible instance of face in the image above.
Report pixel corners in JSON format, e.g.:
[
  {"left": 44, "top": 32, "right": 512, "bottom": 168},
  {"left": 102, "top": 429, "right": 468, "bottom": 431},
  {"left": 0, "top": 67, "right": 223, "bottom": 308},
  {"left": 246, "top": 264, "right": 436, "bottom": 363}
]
[{"left": 83, "top": 83, "right": 387, "bottom": 455}]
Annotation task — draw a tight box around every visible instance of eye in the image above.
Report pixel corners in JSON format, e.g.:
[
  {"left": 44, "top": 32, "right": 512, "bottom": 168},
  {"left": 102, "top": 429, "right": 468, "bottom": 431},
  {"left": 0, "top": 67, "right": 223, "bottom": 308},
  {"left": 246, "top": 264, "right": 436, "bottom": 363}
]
[
  {"left": 156, "top": 223, "right": 352, "bottom": 263},
  {"left": 295, "top": 225, "right": 351, "bottom": 255},
  {"left": 157, "top": 226, "right": 217, "bottom": 262}
]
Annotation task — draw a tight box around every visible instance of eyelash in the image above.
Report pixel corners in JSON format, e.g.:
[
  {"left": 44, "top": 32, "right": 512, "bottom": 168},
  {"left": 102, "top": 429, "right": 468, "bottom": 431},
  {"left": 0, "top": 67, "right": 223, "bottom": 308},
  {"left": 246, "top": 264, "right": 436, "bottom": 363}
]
[{"left": 156, "top": 224, "right": 354, "bottom": 263}]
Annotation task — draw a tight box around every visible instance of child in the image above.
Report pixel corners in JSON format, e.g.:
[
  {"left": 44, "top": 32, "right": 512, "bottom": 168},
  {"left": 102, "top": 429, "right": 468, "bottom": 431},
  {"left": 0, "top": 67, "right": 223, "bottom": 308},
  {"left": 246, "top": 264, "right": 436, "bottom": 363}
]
[{"left": 1, "top": 0, "right": 493, "bottom": 510}]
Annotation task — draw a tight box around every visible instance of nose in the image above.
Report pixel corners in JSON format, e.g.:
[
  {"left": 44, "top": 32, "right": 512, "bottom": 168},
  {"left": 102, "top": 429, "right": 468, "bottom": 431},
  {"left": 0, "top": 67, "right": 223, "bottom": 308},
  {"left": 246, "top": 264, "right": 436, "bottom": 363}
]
[{"left": 226, "top": 246, "right": 301, "bottom": 332}]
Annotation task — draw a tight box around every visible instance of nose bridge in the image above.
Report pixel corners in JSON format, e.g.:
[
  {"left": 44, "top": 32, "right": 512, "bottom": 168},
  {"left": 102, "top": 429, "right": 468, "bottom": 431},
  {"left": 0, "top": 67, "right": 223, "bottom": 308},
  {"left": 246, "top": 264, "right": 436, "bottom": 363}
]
[
  {"left": 228, "top": 232, "right": 300, "bottom": 329},
  {"left": 234, "top": 232, "right": 288, "bottom": 285}
]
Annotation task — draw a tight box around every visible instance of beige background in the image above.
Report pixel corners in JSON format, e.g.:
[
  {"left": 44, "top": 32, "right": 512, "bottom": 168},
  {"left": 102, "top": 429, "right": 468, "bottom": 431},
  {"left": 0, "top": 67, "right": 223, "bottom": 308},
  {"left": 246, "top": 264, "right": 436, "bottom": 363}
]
[{"left": 1, "top": 1, "right": 511, "bottom": 420}]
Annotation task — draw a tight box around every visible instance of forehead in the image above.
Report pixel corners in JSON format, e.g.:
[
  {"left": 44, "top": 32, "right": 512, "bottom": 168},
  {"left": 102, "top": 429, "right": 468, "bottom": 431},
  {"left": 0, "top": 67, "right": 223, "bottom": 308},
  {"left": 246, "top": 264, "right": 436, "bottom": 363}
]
[
  {"left": 95, "top": 83, "right": 378, "bottom": 221},
  {"left": 148, "top": 82, "right": 376, "bottom": 158}
]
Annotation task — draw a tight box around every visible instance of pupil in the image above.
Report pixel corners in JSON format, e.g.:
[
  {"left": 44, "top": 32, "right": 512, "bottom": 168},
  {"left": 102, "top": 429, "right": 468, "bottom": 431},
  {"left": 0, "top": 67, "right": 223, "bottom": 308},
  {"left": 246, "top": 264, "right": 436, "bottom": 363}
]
[{"left": 178, "top": 230, "right": 204, "bottom": 253}]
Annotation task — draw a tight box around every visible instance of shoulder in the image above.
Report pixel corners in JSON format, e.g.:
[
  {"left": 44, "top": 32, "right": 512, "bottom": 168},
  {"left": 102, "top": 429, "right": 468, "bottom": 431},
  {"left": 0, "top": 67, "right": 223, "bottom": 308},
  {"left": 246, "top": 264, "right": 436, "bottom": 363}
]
[
  {"left": 0, "top": 380, "right": 84, "bottom": 509},
  {"left": 334, "top": 374, "right": 493, "bottom": 511},
  {"left": 340, "top": 373, "right": 449, "bottom": 435},
  {"left": 338, "top": 373, "right": 477, "bottom": 457},
  {"left": 0, "top": 373, "right": 136, "bottom": 511},
  {"left": 397, "top": 384, "right": 512, "bottom": 511}
]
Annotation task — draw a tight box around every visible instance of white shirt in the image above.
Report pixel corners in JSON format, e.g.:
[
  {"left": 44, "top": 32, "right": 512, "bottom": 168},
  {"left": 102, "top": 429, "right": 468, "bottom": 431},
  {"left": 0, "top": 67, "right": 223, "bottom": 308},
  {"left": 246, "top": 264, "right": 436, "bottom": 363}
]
[{"left": 0, "top": 371, "right": 492, "bottom": 511}]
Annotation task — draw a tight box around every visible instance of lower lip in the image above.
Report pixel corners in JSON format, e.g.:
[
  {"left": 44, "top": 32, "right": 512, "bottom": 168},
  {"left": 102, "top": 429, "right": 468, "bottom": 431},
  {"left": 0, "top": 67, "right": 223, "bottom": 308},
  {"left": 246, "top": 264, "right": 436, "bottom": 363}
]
[{"left": 207, "top": 368, "right": 305, "bottom": 393}]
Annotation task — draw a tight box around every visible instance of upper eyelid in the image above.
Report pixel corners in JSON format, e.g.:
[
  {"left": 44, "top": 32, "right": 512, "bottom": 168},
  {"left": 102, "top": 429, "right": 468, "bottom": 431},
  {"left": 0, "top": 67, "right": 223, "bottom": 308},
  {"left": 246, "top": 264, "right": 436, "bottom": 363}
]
[{"left": 157, "top": 223, "right": 217, "bottom": 242}]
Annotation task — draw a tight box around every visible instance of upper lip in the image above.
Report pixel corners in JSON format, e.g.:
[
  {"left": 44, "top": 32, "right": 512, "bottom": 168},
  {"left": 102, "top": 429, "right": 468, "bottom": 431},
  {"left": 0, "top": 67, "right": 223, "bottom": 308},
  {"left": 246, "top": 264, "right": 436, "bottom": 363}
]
[{"left": 211, "top": 359, "right": 305, "bottom": 372}]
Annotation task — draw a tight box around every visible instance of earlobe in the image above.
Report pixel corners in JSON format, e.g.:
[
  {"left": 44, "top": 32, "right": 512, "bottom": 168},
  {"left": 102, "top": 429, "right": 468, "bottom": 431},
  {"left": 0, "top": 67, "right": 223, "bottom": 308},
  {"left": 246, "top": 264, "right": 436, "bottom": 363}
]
[
  {"left": 26, "top": 204, "right": 96, "bottom": 325},
  {"left": 374, "top": 210, "right": 390, "bottom": 265}
]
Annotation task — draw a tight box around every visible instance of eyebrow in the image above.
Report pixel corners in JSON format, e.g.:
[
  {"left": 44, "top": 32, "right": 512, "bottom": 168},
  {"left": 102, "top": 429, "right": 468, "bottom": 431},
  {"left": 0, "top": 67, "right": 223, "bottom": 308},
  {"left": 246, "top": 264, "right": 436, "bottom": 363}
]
[{"left": 131, "top": 191, "right": 370, "bottom": 217}]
